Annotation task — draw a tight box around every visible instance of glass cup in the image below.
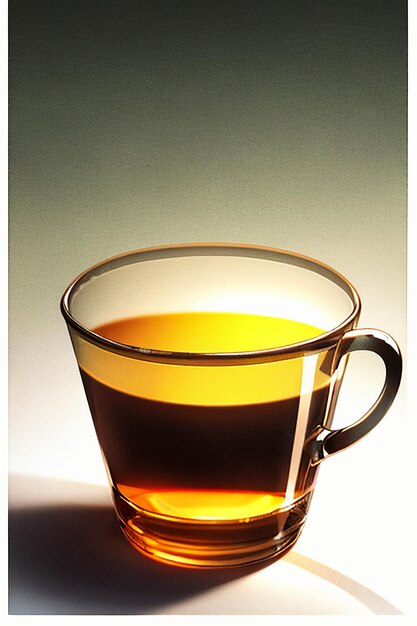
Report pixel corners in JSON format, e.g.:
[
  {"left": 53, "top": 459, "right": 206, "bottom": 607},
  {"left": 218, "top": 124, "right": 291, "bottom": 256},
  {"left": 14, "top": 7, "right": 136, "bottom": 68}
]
[{"left": 60, "top": 243, "right": 402, "bottom": 568}]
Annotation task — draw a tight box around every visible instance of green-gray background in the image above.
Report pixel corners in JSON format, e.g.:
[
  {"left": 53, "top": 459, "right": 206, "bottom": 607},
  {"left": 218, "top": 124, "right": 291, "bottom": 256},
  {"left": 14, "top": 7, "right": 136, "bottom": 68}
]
[{"left": 10, "top": 0, "right": 406, "bottom": 486}]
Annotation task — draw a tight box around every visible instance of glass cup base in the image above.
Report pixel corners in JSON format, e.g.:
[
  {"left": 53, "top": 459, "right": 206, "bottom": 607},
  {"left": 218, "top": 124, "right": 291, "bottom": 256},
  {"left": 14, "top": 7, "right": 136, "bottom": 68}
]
[{"left": 113, "top": 488, "right": 312, "bottom": 568}]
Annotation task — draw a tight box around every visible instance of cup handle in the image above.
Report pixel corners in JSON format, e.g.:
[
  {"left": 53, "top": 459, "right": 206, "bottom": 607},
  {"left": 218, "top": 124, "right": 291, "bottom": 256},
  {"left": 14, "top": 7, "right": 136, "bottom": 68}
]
[{"left": 305, "top": 328, "right": 402, "bottom": 465}]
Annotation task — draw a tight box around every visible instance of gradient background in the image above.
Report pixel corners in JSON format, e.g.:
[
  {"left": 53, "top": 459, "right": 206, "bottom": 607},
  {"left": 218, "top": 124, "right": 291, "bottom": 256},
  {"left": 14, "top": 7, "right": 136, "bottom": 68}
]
[{"left": 9, "top": 0, "right": 408, "bottom": 615}]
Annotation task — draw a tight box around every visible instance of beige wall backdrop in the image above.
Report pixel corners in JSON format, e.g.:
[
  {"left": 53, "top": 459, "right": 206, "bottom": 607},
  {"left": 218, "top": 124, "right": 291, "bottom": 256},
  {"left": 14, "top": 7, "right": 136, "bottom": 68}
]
[{"left": 10, "top": 1, "right": 406, "bottom": 495}]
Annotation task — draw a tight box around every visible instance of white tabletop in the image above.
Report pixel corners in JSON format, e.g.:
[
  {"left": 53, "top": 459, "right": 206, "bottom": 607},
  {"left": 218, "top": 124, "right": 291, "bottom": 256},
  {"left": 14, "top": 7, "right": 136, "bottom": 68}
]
[{"left": 8, "top": 466, "right": 411, "bottom": 616}]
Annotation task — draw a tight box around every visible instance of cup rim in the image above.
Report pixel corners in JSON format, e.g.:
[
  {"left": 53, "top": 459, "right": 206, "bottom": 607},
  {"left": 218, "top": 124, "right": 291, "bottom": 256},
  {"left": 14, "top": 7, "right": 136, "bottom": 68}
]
[{"left": 60, "top": 242, "right": 362, "bottom": 365}]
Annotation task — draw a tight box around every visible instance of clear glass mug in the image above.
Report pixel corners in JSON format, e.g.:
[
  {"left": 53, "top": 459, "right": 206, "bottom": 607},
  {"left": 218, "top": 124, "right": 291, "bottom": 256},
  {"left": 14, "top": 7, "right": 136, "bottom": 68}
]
[{"left": 61, "top": 243, "right": 402, "bottom": 568}]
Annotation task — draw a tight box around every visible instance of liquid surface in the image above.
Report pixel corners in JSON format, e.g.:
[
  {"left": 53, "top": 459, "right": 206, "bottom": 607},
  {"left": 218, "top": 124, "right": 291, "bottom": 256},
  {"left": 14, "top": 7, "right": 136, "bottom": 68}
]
[{"left": 94, "top": 311, "right": 323, "bottom": 352}]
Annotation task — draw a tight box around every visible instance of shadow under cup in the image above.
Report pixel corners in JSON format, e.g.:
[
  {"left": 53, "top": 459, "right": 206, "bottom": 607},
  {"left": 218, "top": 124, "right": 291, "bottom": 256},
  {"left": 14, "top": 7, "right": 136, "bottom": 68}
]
[{"left": 61, "top": 244, "right": 402, "bottom": 568}]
